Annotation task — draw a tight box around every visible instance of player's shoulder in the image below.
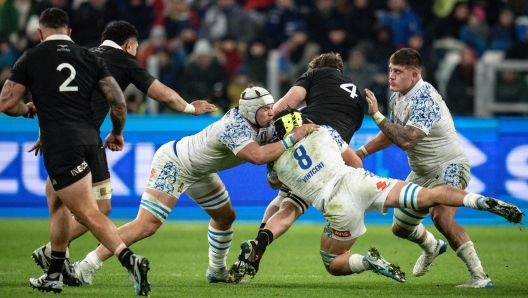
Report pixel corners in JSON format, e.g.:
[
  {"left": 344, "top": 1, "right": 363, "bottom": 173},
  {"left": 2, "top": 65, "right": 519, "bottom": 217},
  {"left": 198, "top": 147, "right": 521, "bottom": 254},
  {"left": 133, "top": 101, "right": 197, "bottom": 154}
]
[{"left": 222, "top": 108, "right": 251, "bottom": 129}]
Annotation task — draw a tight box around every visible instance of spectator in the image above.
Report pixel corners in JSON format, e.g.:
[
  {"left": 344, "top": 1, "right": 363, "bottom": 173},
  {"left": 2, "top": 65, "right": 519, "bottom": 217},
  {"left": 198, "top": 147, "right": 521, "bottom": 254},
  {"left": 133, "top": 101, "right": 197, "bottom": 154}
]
[
  {"left": 119, "top": 0, "right": 155, "bottom": 43},
  {"left": 226, "top": 66, "right": 251, "bottom": 108},
  {"left": 343, "top": 48, "right": 377, "bottom": 101},
  {"left": 241, "top": 39, "right": 269, "bottom": 87},
  {"left": 319, "top": 20, "right": 353, "bottom": 60},
  {"left": 377, "top": 0, "right": 424, "bottom": 48},
  {"left": 164, "top": 0, "right": 200, "bottom": 40},
  {"left": 137, "top": 25, "right": 167, "bottom": 67},
  {"left": 346, "top": 0, "right": 377, "bottom": 46},
  {"left": 445, "top": 46, "right": 478, "bottom": 116},
  {"left": 0, "top": 34, "right": 17, "bottom": 84},
  {"left": 278, "top": 21, "right": 320, "bottom": 85},
  {"left": 71, "top": 0, "right": 119, "bottom": 48},
  {"left": 495, "top": 71, "right": 528, "bottom": 106},
  {"left": 218, "top": 35, "right": 244, "bottom": 81},
  {"left": 201, "top": 0, "right": 261, "bottom": 49},
  {"left": 506, "top": 18, "right": 528, "bottom": 59},
  {"left": 459, "top": 6, "right": 489, "bottom": 57},
  {"left": 428, "top": 1, "right": 470, "bottom": 42},
  {"left": 0, "top": 0, "right": 40, "bottom": 52},
  {"left": 302, "top": 0, "right": 346, "bottom": 45},
  {"left": 489, "top": 8, "right": 516, "bottom": 52},
  {"left": 364, "top": 23, "right": 397, "bottom": 71},
  {"left": 179, "top": 38, "right": 229, "bottom": 113},
  {"left": 265, "top": 0, "right": 304, "bottom": 49},
  {"left": 24, "top": 14, "right": 40, "bottom": 49}
]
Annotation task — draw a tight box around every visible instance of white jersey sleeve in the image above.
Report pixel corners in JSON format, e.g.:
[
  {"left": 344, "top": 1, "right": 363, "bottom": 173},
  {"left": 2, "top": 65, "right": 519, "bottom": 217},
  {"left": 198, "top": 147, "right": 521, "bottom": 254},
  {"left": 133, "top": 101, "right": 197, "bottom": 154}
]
[{"left": 406, "top": 95, "right": 441, "bottom": 135}]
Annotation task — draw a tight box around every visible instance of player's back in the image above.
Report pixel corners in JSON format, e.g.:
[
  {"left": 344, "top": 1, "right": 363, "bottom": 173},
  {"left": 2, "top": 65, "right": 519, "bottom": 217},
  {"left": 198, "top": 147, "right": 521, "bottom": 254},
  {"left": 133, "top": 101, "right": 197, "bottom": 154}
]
[
  {"left": 15, "top": 39, "right": 108, "bottom": 154},
  {"left": 296, "top": 67, "right": 365, "bottom": 143},
  {"left": 273, "top": 126, "right": 348, "bottom": 204}
]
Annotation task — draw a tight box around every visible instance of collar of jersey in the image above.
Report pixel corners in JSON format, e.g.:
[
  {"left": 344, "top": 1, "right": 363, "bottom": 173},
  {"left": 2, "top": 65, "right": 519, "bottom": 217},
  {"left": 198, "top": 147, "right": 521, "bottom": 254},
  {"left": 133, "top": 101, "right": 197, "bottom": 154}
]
[
  {"left": 44, "top": 34, "right": 73, "bottom": 42},
  {"left": 398, "top": 78, "right": 424, "bottom": 101},
  {"left": 100, "top": 40, "right": 122, "bottom": 50}
]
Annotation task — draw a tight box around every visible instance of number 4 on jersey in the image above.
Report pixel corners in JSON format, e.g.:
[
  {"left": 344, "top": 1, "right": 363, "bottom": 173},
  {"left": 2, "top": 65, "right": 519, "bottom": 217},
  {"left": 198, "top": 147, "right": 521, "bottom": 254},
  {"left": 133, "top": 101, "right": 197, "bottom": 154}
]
[{"left": 340, "top": 83, "right": 358, "bottom": 98}]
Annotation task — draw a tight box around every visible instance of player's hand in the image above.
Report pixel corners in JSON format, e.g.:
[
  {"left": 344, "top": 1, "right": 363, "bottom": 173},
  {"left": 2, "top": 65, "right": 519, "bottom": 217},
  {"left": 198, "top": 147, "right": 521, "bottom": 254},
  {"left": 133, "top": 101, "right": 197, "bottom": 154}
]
[
  {"left": 291, "top": 123, "right": 319, "bottom": 142},
  {"left": 191, "top": 100, "right": 217, "bottom": 115},
  {"left": 103, "top": 132, "right": 125, "bottom": 151},
  {"left": 28, "top": 137, "right": 42, "bottom": 156},
  {"left": 23, "top": 102, "right": 37, "bottom": 119},
  {"left": 364, "top": 88, "right": 379, "bottom": 116}
]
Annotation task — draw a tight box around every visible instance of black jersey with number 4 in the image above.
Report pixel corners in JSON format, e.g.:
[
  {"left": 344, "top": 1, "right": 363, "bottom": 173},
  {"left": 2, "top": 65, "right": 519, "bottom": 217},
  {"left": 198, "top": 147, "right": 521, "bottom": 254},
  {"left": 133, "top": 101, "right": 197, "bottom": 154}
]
[
  {"left": 295, "top": 67, "right": 365, "bottom": 143},
  {"left": 89, "top": 45, "right": 156, "bottom": 128},
  {"left": 8, "top": 36, "right": 112, "bottom": 155}
]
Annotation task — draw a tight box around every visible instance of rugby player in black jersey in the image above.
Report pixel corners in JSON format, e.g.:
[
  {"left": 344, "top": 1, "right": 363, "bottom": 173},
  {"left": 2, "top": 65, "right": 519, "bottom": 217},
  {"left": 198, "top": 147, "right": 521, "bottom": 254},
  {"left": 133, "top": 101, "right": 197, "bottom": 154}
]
[
  {"left": 234, "top": 52, "right": 366, "bottom": 279},
  {"left": 28, "top": 21, "right": 216, "bottom": 286},
  {"left": 0, "top": 8, "right": 151, "bottom": 295}
]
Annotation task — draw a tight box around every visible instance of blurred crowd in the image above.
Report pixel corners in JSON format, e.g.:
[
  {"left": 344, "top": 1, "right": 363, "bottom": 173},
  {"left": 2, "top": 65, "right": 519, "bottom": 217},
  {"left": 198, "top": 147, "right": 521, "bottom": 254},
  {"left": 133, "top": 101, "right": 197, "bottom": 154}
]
[{"left": 1, "top": 0, "right": 528, "bottom": 116}]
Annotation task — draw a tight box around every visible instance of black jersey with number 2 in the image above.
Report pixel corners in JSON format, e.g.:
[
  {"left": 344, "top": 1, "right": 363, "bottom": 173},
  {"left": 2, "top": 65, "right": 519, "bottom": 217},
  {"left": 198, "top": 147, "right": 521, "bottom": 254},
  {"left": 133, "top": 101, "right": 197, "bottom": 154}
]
[
  {"left": 295, "top": 67, "right": 365, "bottom": 143},
  {"left": 8, "top": 37, "right": 112, "bottom": 155},
  {"left": 89, "top": 45, "right": 156, "bottom": 128}
]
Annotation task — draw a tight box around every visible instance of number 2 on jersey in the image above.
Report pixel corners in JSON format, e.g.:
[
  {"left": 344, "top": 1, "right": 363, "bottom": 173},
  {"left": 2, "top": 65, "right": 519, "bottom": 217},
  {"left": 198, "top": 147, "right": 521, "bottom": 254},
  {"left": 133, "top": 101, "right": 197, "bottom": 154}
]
[
  {"left": 294, "top": 145, "right": 312, "bottom": 170},
  {"left": 57, "top": 63, "right": 78, "bottom": 92},
  {"left": 340, "top": 83, "right": 358, "bottom": 98}
]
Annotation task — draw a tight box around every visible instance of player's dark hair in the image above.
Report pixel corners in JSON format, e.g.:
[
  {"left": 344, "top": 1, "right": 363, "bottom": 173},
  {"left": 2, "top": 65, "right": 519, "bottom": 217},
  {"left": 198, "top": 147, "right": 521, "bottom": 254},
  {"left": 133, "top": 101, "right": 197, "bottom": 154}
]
[
  {"left": 307, "top": 52, "right": 344, "bottom": 73},
  {"left": 39, "top": 8, "right": 69, "bottom": 29},
  {"left": 101, "top": 21, "right": 139, "bottom": 45},
  {"left": 389, "top": 48, "right": 422, "bottom": 70}
]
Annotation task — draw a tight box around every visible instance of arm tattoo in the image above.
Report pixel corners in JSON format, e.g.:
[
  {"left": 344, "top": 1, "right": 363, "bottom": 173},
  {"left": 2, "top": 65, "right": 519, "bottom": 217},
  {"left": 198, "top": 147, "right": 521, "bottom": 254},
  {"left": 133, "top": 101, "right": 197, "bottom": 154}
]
[
  {"left": 98, "top": 77, "right": 127, "bottom": 134},
  {"left": 1, "top": 81, "right": 16, "bottom": 103},
  {"left": 378, "top": 119, "right": 426, "bottom": 149}
]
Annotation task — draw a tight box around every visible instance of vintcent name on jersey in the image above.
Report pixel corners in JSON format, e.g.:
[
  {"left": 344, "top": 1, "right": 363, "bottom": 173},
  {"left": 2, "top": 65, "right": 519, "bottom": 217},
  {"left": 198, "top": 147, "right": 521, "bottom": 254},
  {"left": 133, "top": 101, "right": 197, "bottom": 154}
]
[
  {"left": 303, "top": 162, "right": 325, "bottom": 183},
  {"left": 70, "top": 161, "right": 88, "bottom": 176}
]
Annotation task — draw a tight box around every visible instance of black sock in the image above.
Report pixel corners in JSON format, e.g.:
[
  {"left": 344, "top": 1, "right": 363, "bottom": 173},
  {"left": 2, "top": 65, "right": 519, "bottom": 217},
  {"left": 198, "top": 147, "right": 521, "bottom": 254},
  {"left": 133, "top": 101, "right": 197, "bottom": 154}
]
[
  {"left": 118, "top": 248, "right": 134, "bottom": 270},
  {"left": 255, "top": 229, "right": 274, "bottom": 254},
  {"left": 256, "top": 223, "right": 266, "bottom": 238},
  {"left": 48, "top": 251, "right": 66, "bottom": 278}
]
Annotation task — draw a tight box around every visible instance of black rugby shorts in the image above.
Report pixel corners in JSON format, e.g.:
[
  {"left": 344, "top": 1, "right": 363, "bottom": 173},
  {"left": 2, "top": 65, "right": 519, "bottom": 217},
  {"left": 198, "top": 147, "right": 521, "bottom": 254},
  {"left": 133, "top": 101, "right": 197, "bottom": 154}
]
[{"left": 44, "top": 144, "right": 110, "bottom": 190}]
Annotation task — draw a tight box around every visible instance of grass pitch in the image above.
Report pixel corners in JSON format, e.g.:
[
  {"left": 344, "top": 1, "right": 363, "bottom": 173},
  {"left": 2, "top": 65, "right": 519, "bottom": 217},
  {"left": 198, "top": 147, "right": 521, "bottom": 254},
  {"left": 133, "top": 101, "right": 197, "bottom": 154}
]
[{"left": 0, "top": 218, "right": 527, "bottom": 297}]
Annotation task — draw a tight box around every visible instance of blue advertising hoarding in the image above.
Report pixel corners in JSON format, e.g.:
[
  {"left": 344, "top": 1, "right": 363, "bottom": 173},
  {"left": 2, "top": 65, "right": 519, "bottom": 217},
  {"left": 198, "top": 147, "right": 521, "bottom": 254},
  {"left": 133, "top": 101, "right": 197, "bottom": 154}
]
[{"left": 0, "top": 114, "right": 527, "bottom": 224}]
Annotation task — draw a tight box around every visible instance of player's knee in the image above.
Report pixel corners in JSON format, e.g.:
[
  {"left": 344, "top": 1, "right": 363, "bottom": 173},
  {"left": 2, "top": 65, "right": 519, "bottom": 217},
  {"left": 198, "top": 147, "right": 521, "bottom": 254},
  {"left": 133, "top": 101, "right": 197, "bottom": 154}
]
[
  {"left": 430, "top": 210, "right": 455, "bottom": 232},
  {"left": 391, "top": 222, "right": 412, "bottom": 238},
  {"left": 96, "top": 201, "right": 112, "bottom": 216},
  {"left": 138, "top": 220, "right": 161, "bottom": 238},
  {"left": 214, "top": 208, "right": 236, "bottom": 227}
]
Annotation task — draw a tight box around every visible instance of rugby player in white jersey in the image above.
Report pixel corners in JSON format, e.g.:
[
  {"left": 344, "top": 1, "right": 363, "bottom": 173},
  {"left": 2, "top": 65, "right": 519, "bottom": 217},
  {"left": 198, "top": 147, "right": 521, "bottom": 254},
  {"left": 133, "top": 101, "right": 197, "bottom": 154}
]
[
  {"left": 72, "top": 85, "right": 318, "bottom": 284},
  {"left": 356, "top": 48, "right": 496, "bottom": 288},
  {"left": 228, "top": 108, "right": 523, "bottom": 284}
]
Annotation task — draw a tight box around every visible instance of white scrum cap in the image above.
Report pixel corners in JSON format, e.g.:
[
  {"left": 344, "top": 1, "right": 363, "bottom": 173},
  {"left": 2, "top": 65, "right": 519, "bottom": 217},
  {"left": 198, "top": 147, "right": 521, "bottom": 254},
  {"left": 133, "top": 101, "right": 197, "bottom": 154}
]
[{"left": 238, "top": 85, "right": 274, "bottom": 125}]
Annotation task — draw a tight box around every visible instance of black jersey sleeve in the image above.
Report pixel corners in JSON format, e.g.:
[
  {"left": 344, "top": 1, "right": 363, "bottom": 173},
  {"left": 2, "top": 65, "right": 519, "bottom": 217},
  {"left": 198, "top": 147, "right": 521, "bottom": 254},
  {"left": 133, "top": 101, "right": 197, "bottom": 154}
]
[
  {"left": 8, "top": 52, "right": 30, "bottom": 86},
  {"left": 126, "top": 55, "right": 156, "bottom": 94}
]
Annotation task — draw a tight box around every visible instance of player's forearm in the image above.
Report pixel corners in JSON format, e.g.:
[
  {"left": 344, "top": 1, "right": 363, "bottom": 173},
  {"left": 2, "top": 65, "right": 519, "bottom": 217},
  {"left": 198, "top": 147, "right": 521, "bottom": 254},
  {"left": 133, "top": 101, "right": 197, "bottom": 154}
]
[
  {"left": 377, "top": 120, "right": 423, "bottom": 150},
  {"left": 147, "top": 80, "right": 193, "bottom": 114},
  {"left": 364, "top": 132, "right": 393, "bottom": 154},
  {"left": 2, "top": 101, "right": 28, "bottom": 116}
]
